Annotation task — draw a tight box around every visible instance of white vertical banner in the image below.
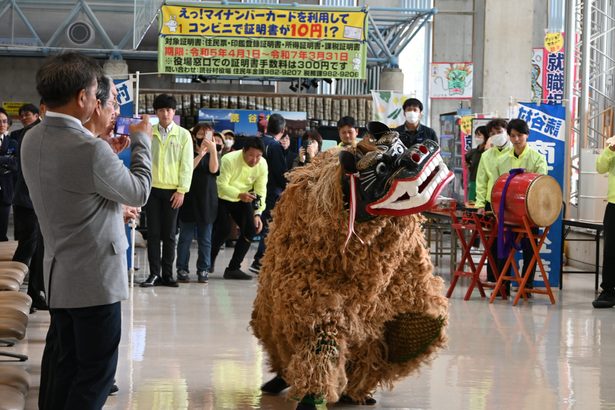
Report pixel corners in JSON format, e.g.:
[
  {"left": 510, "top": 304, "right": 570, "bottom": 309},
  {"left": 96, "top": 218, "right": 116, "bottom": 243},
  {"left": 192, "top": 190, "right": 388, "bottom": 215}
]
[{"left": 370, "top": 90, "right": 413, "bottom": 128}]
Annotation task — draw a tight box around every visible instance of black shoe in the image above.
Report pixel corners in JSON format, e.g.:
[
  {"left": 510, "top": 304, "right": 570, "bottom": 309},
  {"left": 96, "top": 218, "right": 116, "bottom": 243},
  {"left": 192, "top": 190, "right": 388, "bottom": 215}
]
[
  {"left": 140, "top": 274, "right": 159, "bottom": 287},
  {"left": 160, "top": 276, "right": 179, "bottom": 287},
  {"left": 338, "top": 394, "right": 377, "bottom": 405},
  {"left": 197, "top": 271, "right": 209, "bottom": 283},
  {"left": 296, "top": 395, "right": 319, "bottom": 410},
  {"left": 261, "top": 375, "right": 289, "bottom": 394},
  {"left": 31, "top": 297, "right": 49, "bottom": 311},
  {"left": 249, "top": 261, "right": 261, "bottom": 275},
  {"left": 177, "top": 270, "right": 190, "bottom": 283},
  {"left": 109, "top": 383, "right": 119, "bottom": 396},
  {"left": 223, "top": 268, "right": 252, "bottom": 280},
  {"left": 593, "top": 289, "right": 615, "bottom": 308}
]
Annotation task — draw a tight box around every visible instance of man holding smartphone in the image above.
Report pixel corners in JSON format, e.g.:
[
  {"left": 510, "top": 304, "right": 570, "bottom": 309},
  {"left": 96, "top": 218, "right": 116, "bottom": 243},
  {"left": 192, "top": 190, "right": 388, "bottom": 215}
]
[{"left": 141, "top": 94, "right": 193, "bottom": 287}]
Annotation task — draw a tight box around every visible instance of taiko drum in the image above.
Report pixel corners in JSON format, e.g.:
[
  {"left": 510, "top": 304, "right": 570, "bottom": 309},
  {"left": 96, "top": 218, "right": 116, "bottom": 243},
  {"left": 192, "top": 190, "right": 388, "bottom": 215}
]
[{"left": 491, "top": 173, "right": 562, "bottom": 227}]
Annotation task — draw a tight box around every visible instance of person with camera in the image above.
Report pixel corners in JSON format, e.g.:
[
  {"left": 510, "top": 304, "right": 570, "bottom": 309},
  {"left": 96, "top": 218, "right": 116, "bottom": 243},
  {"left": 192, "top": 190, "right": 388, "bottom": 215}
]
[
  {"left": 249, "top": 113, "right": 287, "bottom": 275},
  {"left": 210, "top": 137, "right": 267, "bottom": 279},
  {"left": 293, "top": 130, "right": 322, "bottom": 168},
  {"left": 176, "top": 123, "right": 219, "bottom": 284}
]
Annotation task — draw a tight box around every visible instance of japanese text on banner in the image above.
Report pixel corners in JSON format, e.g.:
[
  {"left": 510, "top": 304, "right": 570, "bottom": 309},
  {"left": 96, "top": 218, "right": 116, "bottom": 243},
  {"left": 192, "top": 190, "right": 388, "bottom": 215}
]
[
  {"left": 517, "top": 102, "right": 565, "bottom": 286},
  {"left": 161, "top": 5, "right": 367, "bottom": 41},
  {"left": 542, "top": 32, "right": 565, "bottom": 104},
  {"left": 158, "top": 36, "right": 366, "bottom": 79}
]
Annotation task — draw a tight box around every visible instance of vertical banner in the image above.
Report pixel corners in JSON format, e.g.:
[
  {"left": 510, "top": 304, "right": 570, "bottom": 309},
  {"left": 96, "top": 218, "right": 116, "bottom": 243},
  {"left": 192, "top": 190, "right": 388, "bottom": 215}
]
[
  {"left": 458, "top": 115, "right": 473, "bottom": 202},
  {"left": 542, "top": 32, "right": 565, "bottom": 105},
  {"left": 114, "top": 79, "right": 135, "bottom": 269},
  {"left": 430, "top": 62, "right": 473, "bottom": 99},
  {"left": 517, "top": 102, "right": 565, "bottom": 287},
  {"left": 158, "top": 5, "right": 368, "bottom": 79},
  {"left": 114, "top": 79, "right": 135, "bottom": 117},
  {"left": 370, "top": 91, "right": 413, "bottom": 128},
  {"left": 531, "top": 48, "right": 544, "bottom": 103}
]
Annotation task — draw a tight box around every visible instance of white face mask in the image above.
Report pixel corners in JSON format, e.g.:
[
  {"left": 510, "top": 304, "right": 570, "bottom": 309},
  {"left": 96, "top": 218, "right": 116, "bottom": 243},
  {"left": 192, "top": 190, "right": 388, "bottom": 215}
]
[
  {"left": 475, "top": 137, "right": 484, "bottom": 145},
  {"left": 490, "top": 132, "right": 508, "bottom": 148},
  {"left": 224, "top": 139, "right": 234, "bottom": 148},
  {"left": 405, "top": 111, "right": 420, "bottom": 124}
]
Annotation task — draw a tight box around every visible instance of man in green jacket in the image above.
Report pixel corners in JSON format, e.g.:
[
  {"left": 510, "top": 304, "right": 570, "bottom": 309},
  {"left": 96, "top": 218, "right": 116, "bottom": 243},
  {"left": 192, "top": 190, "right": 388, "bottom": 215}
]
[
  {"left": 141, "top": 94, "right": 193, "bottom": 287},
  {"left": 496, "top": 119, "right": 547, "bottom": 293},
  {"left": 211, "top": 137, "right": 267, "bottom": 280},
  {"left": 593, "top": 137, "right": 615, "bottom": 308}
]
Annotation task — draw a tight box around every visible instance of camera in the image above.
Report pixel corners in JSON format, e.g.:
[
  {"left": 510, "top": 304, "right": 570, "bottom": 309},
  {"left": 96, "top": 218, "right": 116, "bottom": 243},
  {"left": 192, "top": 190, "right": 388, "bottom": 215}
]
[
  {"left": 302, "top": 138, "right": 313, "bottom": 150},
  {"left": 250, "top": 191, "right": 262, "bottom": 211}
]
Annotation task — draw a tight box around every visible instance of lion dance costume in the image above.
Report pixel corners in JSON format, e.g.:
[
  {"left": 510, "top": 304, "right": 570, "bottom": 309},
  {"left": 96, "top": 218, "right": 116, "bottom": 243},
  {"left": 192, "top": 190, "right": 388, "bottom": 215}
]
[{"left": 251, "top": 122, "right": 454, "bottom": 409}]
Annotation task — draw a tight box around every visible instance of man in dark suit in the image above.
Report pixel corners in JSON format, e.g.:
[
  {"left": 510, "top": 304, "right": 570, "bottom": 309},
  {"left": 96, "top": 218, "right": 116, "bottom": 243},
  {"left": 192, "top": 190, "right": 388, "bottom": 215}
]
[
  {"left": 249, "top": 113, "right": 287, "bottom": 275},
  {"left": 10, "top": 104, "right": 45, "bottom": 310},
  {"left": 394, "top": 98, "right": 438, "bottom": 148},
  {"left": 22, "top": 52, "right": 152, "bottom": 410},
  {"left": 0, "top": 107, "right": 18, "bottom": 241}
]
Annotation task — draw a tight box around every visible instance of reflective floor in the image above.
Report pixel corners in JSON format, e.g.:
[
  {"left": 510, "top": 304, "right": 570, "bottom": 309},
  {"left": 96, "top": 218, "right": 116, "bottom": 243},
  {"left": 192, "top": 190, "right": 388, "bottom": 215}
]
[{"left": 10, "top": 242, "right": 615, "bottom": 409}]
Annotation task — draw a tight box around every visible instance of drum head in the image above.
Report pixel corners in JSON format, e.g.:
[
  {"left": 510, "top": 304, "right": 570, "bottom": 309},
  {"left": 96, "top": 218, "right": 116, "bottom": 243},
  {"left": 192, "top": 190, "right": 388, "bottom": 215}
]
[{"left": 526, "top": 175, "right": 562, "bottom": 226}]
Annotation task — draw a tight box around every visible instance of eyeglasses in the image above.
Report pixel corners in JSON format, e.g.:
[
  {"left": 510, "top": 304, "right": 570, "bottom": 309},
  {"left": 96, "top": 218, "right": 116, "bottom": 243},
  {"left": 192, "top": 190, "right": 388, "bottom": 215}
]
[
  {"left": 99, "top": 99, "right": 120, "bottom": 110},
  {"left": 0, "top": 119, "right": 8, "bottom": 124}
]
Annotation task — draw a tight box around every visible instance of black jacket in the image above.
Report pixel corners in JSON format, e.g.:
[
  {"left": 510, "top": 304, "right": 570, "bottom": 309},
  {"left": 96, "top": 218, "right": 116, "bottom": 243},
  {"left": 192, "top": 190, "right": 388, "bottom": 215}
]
[
  {"left": 0, "top": 134, "right": 18, "bottom": 206},
  {"left": 11, "top": 119, "right": 41, "bottom": 208},
  {"left": 261, "top": 135, "right": 288, "bottom": 200},
  {"left": 394, "top": 123, "right": 438, "bottom": 148}
]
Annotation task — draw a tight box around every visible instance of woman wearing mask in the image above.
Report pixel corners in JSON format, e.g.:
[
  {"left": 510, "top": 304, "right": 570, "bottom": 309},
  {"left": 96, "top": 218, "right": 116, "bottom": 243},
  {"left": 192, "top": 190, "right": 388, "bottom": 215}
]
[
  {"left": 464, "top": 125, "right": 488, "bottom": 202},
  {"left": 176, "top": 123, "right": 219, "bottom": 283},
  {"left": 213, "top": 132, "right": 225, "bottom": 155},
  {"left": 220, "top": 129, "right": 235, "bottom": 156}
]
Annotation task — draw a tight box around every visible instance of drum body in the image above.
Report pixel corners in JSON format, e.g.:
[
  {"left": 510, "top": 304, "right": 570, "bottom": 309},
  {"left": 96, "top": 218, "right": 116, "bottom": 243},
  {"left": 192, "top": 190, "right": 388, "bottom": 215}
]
[{"left": 491, "top": 173, "right": 562, "bottom": 227}]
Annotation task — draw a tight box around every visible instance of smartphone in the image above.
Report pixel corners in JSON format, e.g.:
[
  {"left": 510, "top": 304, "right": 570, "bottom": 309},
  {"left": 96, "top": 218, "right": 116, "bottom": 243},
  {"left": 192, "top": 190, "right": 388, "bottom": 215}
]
[
  {"left": 205, "top": 130, "right": 213, "bottom": 141},
  {"left": 115, "top": 116, "right": 141, "bottom": 135}
]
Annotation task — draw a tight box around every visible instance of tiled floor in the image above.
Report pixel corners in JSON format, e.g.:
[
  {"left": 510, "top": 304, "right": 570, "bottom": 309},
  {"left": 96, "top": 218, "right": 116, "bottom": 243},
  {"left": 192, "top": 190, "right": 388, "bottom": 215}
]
[{"left": 7, "top": 242, "right": 615, "bottom": 409}]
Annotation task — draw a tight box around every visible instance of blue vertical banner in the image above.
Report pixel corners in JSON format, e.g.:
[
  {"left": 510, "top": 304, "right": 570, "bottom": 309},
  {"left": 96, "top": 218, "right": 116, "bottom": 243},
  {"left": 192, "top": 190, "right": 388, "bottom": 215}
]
[
  {"left": 114, "top": 79, "right": 135, "bottom": 269},
  {"left": 517, "top": 102, "right": 565, "bottom": 287},
  {"left": 114, "top": 78, "right": 135, "bottom": 117}
]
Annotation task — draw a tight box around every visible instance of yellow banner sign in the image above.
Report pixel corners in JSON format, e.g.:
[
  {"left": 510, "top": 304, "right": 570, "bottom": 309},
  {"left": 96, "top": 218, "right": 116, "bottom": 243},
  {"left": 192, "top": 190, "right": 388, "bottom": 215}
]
[
  {"left": 2, "top": 102, "right": 27, "bottom": 117},
  {"left": 460, "top": 115, "right": 474, "bottom": 135},
  {"left": 544, "top": 32, "right": 564, "bottom": 53},
  {"left": 160, "top": 5, "right": 367, "bottom": 41}
]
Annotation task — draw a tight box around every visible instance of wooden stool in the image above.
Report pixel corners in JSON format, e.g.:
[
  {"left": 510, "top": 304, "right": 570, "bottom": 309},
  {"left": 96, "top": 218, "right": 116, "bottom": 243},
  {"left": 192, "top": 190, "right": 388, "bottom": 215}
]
[
  {"left": 489, "top": 215, "right": 556, "bottom": 306},
  {"left": 446, "top": 211, "right": 507, "bottom": 300}
]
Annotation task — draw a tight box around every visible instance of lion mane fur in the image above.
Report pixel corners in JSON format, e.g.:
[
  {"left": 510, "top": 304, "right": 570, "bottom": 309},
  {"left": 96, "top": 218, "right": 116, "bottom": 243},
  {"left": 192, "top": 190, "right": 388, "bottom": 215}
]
[{"left": 250, "top": 148, "right": 449, "bottom": 403}]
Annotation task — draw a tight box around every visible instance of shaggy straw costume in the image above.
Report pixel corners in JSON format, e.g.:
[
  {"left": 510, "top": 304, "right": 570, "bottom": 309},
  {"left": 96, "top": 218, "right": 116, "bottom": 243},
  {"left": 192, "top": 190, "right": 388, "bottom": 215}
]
[{"left": 251, "top": 148, "right": 449, "bottom": 406}]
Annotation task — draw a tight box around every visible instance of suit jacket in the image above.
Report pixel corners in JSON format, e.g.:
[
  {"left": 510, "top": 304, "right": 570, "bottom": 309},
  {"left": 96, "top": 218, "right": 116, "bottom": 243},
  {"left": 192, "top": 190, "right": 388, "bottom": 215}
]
[
  {"left": 261, "top": 135, "right": 288, "bottom": 200},
  {"left": 21, "top": 114, "right": 152, "bottom": 308},
  {"left": 11, "top": 119, "right": 41, "bottom": 209},
  {"left": 0, "top": 134, "right": 18, "bottom": 206}
]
